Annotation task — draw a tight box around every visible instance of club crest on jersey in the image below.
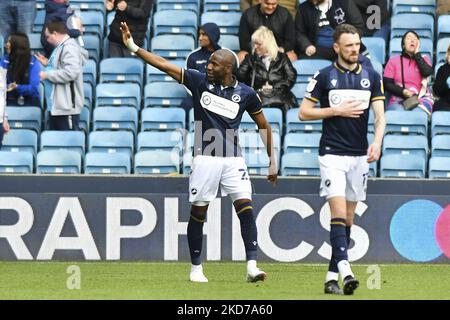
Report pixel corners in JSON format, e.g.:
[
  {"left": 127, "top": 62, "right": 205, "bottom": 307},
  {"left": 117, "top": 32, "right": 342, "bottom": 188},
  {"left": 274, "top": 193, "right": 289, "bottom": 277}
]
[
  {"left": 361, "top": 79, "right": 371, "bottom": 88},
  {"left": 330, "top": 93, "right": 341, "bottom": 105},
  {"left": 231, "top": 94, "right": 241, "bottom": 102},
  {"left": 202, "top": 95, "right": 212, "bottom": 105}
]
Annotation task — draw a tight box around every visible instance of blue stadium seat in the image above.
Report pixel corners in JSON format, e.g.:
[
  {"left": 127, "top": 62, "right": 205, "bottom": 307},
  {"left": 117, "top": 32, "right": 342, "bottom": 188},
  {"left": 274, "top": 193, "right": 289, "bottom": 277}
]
[
  {"left": 380, "top": 154, "right": 426, "bottom": 178},
  {"left": 286, "top": 108, "right": 322, "bottom": 133},
  {"left": 382, "top": 135, "right": 428, "bottom": 158},
  {"left": 203, "top": 0, "right": 240, "bottom": 12},
  {"left": 83, "top": 59, "right": 97, "bottom": 89},
  {"left": 189, "top": 108, "right": 195, "bottom": 132},
  {"left": 83, "top": 82, "right": 92, "bottom": 110},
  {"left": 84, "top": 152, "right": 131, "bottom": 174},
  {"left": 28, "top": 33, "right": 43, "bottom": 52},
  {"left": 370, "top": 59, "right": 383, "bottom": 77},
  {"left": 0, "top": 35, "right": 3, "bottom": 57},
  {"left": 141, "top": 107, "right": 186, "bottom": 131},
  {"left": 367, "top": 133, "right": 377, "bottom": 177},
  {"left": 33, "top": 9, "right": 45, "bottom": 33},
  {"left": 182, "top": 152, "right": 193, "bottom": 174},
  {"left": 95, "top": 83, "right": 141, "bottom": 109},
  {"left": 93, "top": 107, "right": 138, "bottom": 134},
  {"left": 88, "top": 131, "right": 134, "bottom": 156},
  {"left": 389, "top": 38, "right": 433, "bottom": 62},
  {"left": 70, "top": 0, "right": 107, "bottom": 14},
  {"left": 283, "top": 132, "right": 321, "bottom": 155},
  {"left": 292, "top": 59, "right": 331, "bottom": 84},
  {"left": 219, "top": 35, "right": 240, "bottom": 52},
  {"left": 2, "top": 129, "right": 38, "bottom": 156},
  {"left": 134, "top": 150, "right": 180, "bottom": 174},
  {"left": 36, "top": 150, "right": 81, "bottom": 174},
  {"left": 392, "top": 0, "right": 436, "bottom": 16},
  {"left": 292, "top": 83, "right": 308, "bottom": 104},
  {"left": 137, "top": 131, "right": 184, "bottom": 155},
  {"left": 431, "top": 135, "right": 450, "bottom": 157},
  {"left": 437, "top": 15, "right": 450, "bottom": 39},
  {"left": 156, "top": 0, "right": 200, "bottom": 14},
  {"left": 201, "top": 11, "right": 241, "bottom": 35},
  {"left": 151, "top": 34, "right": 195, "bottom": 59},
  {"left": 83, "top": 34, "right": 101, "bottom": 63},
  {"left": 242, "top": 149, "right": 270, "bottom": 176},
  {"left": 436, "top": 38, "right": 450, "bottom": 64},
  {"left": 79, "top": 11, "right": 104, "bottom": 37},
  {"left": 361, "top": 37, "right": 386, "bottom": 64},
  {"left": 239, "top": 108, "right": 282, "bottom": 133},
  {"left": 385, "top": 111, "right": 428, "bottom": 136},
  {"left": 144, "top": 82, "right": 187, "bottom": 108},
  {"left": 429, "top": 157, "right": 450, "bottom": 179},
  {"left": 390, "top": 14, "right": 434, "bottom": 40},
  {"left": 79, "top": 106, "right": 90, "bottom": 133},
  {"left": 40, "top": 130, "right": 86, "bottom": 157},
  {"left": 239, "top": 131, "right": 281, "bottom": 161},
  {"left": 6, "top": 106, "right": 42, "bottom": 133},
  {"left": 99, "top": 58, "right": 144, "bottom": 87},
  {"left": 146, "top": 59, "right": 185, "bottom": 83},
  {"left": 153, "top": 10, "right": 198, "bottom": 39},
  {"left": 0, "top": 151, "right": 33, "bottom": 174},
  {"left": 281, "top": 153, "right": 320, "bottom": 176},
  {"left": 431, "top": 111, "right": 450, "bottom": 136}
]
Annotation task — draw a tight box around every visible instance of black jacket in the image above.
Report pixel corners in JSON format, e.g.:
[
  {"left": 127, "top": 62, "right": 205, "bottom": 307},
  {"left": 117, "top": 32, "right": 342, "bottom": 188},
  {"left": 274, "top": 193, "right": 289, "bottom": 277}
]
[
  {"left": 108, "top": 0, "right": 153, "bottom": 47},
  {"left": 237, "top": 52, "right": 297, "bottom": 108},
  {"left": 433, "top": 63, "right": 450, "bottom": 104},
  {"left": 294, "top": 0, "right": 365, "bottom": 54},
  {"left": 239, "top": 4, "right": 295, "bottom": 53},
  {"left": 353, "top": 0, "right": 389, "bottom": 36}
]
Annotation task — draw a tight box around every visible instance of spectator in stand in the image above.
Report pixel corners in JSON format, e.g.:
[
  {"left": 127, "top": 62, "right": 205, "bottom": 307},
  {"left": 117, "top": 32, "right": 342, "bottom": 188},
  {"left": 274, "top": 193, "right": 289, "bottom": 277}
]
[
  {"left": 0, "top": 0, "right": 36, "bottom": 41},
  {"left": 237, "top": 26, "right": 297, "bottom": 113},
  {"left": 238, "top": 0, "right": 297, "bottom": 63},
  {"left": 40, "top": 0, "right": 84, "bottom": 58},
  {"left": 106, "top": 0, "right": 153, "bottom": 58},
  {"left": 294, "top": 0, "right": 366, "bottom": 61},
  {"left": 0, "top": 33, "right": 41, "bottom": 107},
  {"left": 353, "top": 0, "right": 390, "bottom": 43},
  {"left": 437, "top": 0, "right": 450, "bottom": 17},
  {"left": 0, "top": 67, "right": 11, "bottom": 147},
  {"left": 240, "top": 0, "right": 297, "bottom": 18},
  {"left": 433, "top": 44, "right": 450, "bottom": 112},
  {"left": 383, "top": 31, "right": 434, "bottom": 115}
]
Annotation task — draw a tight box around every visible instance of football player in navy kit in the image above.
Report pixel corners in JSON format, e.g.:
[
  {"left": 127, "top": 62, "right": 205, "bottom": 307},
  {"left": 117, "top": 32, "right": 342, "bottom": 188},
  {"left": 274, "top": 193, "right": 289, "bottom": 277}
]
[
  {"left": 299, "top": 24, "right": 386, "bottom": 295},
  {"left": 120, "top": 22, "right": 278, "bottom": 283}
]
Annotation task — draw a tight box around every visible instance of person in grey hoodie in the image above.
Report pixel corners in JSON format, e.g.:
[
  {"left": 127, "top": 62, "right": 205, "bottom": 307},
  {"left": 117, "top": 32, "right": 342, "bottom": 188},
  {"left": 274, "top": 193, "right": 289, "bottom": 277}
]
[{"left": 36, "top": 19, "right": 88, "bottom": 130}]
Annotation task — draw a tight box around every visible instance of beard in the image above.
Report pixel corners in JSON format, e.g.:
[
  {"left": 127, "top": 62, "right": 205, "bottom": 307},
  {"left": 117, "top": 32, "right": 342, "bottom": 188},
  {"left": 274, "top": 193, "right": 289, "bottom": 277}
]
[{"left": 340, "top": 53, "right": 358, "bottom": 65}]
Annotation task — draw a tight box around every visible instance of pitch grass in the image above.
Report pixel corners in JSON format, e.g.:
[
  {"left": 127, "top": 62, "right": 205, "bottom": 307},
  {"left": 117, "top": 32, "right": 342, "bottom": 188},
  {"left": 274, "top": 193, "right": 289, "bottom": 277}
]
[{"left": 0, "top": 262, "right": 449, "bottom": 300}]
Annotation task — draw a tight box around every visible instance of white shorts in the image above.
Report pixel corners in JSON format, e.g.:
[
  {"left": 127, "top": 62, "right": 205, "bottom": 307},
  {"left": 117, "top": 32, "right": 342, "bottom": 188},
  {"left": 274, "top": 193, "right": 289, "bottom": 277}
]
[
  {"left": 189, "top": 155, "right": 252, "bottom": 203},
  {"left": 319, "top": 154, "right": 369, "bottom": 202}
]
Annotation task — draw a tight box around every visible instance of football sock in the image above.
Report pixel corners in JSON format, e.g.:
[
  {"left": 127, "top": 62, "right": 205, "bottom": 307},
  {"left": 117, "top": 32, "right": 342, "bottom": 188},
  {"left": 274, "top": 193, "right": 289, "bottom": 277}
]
[
  {"left": 187, "top": 209, "right": 206, "bottom": 266},
  {"left": 236, "top": 202, "right": 258, "bottom": 261},
  {"left": 327, "top": 224, "right": 352, "bottom": 276}
]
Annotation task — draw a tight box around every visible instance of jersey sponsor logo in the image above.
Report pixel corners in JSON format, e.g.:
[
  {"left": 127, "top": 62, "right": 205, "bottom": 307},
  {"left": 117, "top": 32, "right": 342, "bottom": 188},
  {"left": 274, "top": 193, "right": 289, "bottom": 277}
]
[
  {"left": 306, "top": 79, "right": 317, "bottom": 93},
  {"left": 360, "top": 79, "right": 371, "bottom": 88},
  {"left": 328, "top": 89, "right": 371, "bottom": 109},
  {"left": 200, "top": 91, "right": 240, "bottom": 119},
  {"left": 231, "top": 94, "right": 241, "bottom": 103}
]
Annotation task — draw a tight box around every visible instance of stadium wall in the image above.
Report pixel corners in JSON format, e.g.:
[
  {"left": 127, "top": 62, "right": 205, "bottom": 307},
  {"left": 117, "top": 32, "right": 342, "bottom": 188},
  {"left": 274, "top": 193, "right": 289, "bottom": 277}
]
[{"left": 0, "top": 176, "right": 449, "bottom": 263}]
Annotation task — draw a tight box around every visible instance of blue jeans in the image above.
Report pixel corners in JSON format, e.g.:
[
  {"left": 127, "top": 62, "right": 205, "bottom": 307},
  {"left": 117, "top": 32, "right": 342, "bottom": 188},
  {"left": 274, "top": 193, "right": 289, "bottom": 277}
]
[{"left": 0, "top": 0, "right": 36, "bottom": 40}]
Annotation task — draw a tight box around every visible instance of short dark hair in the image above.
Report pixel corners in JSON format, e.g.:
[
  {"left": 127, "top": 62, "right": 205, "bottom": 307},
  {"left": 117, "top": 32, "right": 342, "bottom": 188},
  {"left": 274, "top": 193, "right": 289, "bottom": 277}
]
[
  {"left": 45, "top": 19, "right": 68, "bottom": 35},
  {"left": 333, "top": 24, "right": 360, "bottom": 43}
]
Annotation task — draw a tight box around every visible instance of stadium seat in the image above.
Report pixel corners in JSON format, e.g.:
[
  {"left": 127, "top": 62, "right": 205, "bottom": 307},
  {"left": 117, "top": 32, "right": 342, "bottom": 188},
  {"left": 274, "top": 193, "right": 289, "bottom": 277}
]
[
  {"left": 189, "top": 108, "right": 195, "bottom": 132},
  {"left": 99, "top": 58, "right": 144, "bottom": 87},
  {"left": 88, "top": 131, "right": 134, "bottom": 156},
  {"left": 83, "top": 82, "right": 92, "bottom": 110},
  {"left": 40, "top": 130, "right": 86, "bottom": 157},
  {"left": 153, "top": 10, "right": 198, "bottom": 39},
  {"left": 243, "top": 149, "right": 270, "bottom": 176},
  {"left": 137, "top": 131, "right": 184, "bottom": 155},
  {"left": 431, "top": 111, "right": 450, "bottom": 136},
  {"left": 436, "top": 38, "right": 450, "bottom": 64},
  {"left": 380, "top": 154, "right": 426, "bottom": 178},
  {"left": 219, "top": 35, "right": 240, "bottom": 52},
  {"left": 292, "top": 83, "right": 308, "bottom": 104},
  {"left": 146, "top": 59, "right": 185, "bottom": 83},
  {"left": 144, "top": 82, "right": 187, "bottom": 108},
  {"left": 79, "top": 106, "right": 90, "bottom": 133},
  {"left": 79, "top": 11, "right": 104, "bottom": 37},
  {"left": 36, "top": 150, "right": 82, "bottom": 174},
  {"left": 150, "top": 34, "right": 195, "bottom": 59},
  {"left": 431, "top": 135, "right": 450, "bottom": 157},
  {"left": 92, "top": 107, "right": 138, "bottom": 134},
  {"left": 239, "top": 108, "right": 283, "bottom": 133},
  {"left": 428, "top": 157, "right": 450, "bottom": 179},
  {"left": 84, "top": 152, "right": 131, "bottom": 174},
  {"left": 385, "top": 111, "right": 428, "bottom": 136},
  {"left": 392, "top": 0, "right": 436, "bottom": 16},
  {"left": 361, "top": 37, "right": 386, "bottom": 64},
  {"left": 286, "top": 108, "right": 322, "bottom": 133},
  {"left": 382, "top": 135, "right": 429, "bottom": 158},
  {"left": 370, "top": 59, "right": 383, "bottom": 77},
  {"left": 201, "top": 11, "right": 241, "bottom": 35},
  {"left": 6, "top": 106, "right": 42, "bottom": 133},
  {"left": 83, "top": 34, "right": 101, "bottom": 63},
  {"left": 83, "top": 59, "right": 97, "bottom": 89},
  {"left": 281, "top": 153, "right": 320, "bottom": 176},
  {"left": 95, "top": 83, "right": 141, "bottom": 109},
  {"left": 2, "top": 129, "right": 38, "bottom": 156},
  {"left": 437, "top": 15, "right": 450, "bottom": 39},
  {"left": 203, "top": 0, "right": 240, "bottom": 12},
  {"left": 390, "top": 14, "right": 434, "bottom": 40},
  {"left": 134, "top": 150, "right": 180, "bottom": 174},
  {"left": 389, "top": 38, "right": 433, "bottom": 62},
  {"left": 0, "top": 35, "right": 3, "bottom": 57},
  {"left": 367, "top": 133, "right": 377, "bottom": 177},
  {"left": 182, "top": 152, "right": 193, "bottom": 174},
  {"left": 293, "top": 59, "right": 331, "bottom": 84},
  {"left": 283, "top": 132, "right": 321, "bottom": 155},
  {"left": 28, "top": 33, "right": 44, "bottom": 52},
  {"left": 70, "top": 0, "right": 107, "bottom": 14},
  {"left": 239, "top": 131, "right": 281, "bottom": 161},
  {"left": 156, "top": 0, "right": 200, "bottom": 14},
  {"left": 33, "top": 9, "right": 45, "bottom": 33},
  {"left": 0, "top": 151, "right": 33, "bottom": 174},
  {"left": 141, "top": 107, "right": 186, "bottom": 131}
]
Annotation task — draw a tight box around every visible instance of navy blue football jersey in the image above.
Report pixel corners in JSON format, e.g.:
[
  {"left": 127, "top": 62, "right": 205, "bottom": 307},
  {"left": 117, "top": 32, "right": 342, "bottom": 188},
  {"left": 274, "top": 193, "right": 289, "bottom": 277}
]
[
  {"left": 181, "top": 69, "right": 262, "bottom": 157},
  {"left": 304, "top": 62, "right": 384, "bottom": 156}
]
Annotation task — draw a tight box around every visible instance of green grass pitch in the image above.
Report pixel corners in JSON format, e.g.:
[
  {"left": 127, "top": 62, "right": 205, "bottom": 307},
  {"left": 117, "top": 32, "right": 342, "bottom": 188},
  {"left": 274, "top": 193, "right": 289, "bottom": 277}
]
[{"left": 0, "top": 262, "right": 449, "bottom": 300}]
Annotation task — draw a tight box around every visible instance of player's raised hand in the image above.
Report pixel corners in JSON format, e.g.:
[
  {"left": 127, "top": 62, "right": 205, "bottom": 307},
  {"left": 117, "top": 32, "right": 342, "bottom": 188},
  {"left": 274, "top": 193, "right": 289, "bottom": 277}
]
[
  {"left": 336, "top": 100, "right": 365, "bottom": 118},
  {"left": 120, "top": 22, "right": 131, "bottom": 46},
  {"left": 367, "top": 142, "right": 381, "bottom": 163}
]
